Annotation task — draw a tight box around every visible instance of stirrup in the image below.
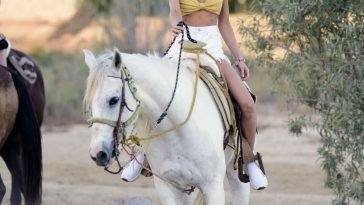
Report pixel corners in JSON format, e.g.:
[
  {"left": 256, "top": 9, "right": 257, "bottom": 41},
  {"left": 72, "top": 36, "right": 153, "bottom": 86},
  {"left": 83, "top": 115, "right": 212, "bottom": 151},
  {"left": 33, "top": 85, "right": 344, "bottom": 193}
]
[
  {"left": 238, "top": 152, "right": 266, "bottom": 183},
  {"left": 141, "top": 164, "right": 153, "bottom": 177}
]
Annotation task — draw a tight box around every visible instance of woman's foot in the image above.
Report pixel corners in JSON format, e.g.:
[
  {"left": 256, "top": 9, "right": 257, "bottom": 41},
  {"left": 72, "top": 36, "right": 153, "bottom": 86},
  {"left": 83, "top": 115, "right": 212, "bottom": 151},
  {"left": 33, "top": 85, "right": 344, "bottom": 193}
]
[
  {"left": 246, "top": 162, "right": 268, "bottom": 190},
  {"left": 121, "top": 152, "right": 144, "bottom": 182}
]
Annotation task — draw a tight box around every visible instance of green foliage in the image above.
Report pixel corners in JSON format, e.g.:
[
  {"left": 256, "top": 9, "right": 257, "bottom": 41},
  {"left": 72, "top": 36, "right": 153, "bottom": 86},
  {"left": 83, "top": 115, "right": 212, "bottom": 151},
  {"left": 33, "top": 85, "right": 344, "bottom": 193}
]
[
  {"left": 239, "top": 0, "right": 364, "bottom": 204},
  {"left": 288, "top": 115, "right": 306, "bottom": 135},
  {"left": 31, "top": 48, "right": 88, "bottom": 122},
  {"left": 229, "top": 0, "right": 241, "bottom": 13},
  {"left": 89, "top": 0, "right": 114, "bottom": 14}
]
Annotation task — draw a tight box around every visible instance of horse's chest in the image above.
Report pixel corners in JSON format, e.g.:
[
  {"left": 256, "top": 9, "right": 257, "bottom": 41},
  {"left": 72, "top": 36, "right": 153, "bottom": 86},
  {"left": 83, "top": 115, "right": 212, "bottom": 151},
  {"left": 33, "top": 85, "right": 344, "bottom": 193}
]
[
  {"left": 150, "top": 151, "right": 222, "bottom": 187},
  {"left": 158, "top": 159, "right": 204, "bottom": 186}
]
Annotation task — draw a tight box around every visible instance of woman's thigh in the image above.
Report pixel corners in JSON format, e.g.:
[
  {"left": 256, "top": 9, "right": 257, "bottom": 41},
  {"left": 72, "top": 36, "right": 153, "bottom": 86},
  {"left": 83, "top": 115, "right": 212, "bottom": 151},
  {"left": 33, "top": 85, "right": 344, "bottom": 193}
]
[{"left": 218, "top": 60, "right": 255, "bottom": 108}]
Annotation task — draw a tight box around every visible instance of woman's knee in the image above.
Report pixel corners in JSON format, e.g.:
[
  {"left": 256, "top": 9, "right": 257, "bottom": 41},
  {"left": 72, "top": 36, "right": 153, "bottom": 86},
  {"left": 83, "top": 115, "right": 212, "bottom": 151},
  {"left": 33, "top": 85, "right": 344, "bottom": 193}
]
[
  {"left": 218, "top": 60, "right": 256, "bottom": 113},
  {"left": 239, "top": 95, "right": 256, "bottom": 114}
]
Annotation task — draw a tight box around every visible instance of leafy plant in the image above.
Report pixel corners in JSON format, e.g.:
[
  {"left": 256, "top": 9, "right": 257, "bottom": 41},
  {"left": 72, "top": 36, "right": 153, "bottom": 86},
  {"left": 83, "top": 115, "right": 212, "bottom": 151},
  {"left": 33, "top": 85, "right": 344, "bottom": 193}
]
[{"left": 239, "top": 0, "right": 364, "bottom": 204}]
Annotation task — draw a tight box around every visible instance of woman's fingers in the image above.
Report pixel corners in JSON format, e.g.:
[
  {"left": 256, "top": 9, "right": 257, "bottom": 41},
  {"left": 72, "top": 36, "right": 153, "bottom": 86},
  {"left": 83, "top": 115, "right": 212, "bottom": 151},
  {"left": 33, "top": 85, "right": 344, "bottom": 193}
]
[
  {"left": 238, "top": 62, "right": 250, "bottom": 80},
  {"left": 175, "top": 25, "right": 183, "bottom": 31},
  {"left": 171, "top": 26, "right": 183, "bottom": 37},
  {"left": 171, "top": 29, "right": 179, "bottom": 37},
  {"left": 239, "top": 67, "right": 245, "bottom": 78},
  {"left": 244, "top": 66, "right": 250, "bottom": 80}
]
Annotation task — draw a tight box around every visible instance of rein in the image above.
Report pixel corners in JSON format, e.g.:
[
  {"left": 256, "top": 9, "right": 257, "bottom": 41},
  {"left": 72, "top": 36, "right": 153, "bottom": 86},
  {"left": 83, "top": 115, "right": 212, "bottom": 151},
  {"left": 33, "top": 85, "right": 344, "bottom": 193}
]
[{"left": 157, "top": 21, "right": 197, "bottom": 124}]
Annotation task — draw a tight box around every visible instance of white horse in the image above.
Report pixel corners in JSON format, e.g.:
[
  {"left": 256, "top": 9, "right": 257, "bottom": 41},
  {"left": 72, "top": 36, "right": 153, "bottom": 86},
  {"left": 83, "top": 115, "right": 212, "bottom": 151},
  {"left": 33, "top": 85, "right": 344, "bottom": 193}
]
[{"left": 83, "top": 48, "right": 250, "bottom": 205}]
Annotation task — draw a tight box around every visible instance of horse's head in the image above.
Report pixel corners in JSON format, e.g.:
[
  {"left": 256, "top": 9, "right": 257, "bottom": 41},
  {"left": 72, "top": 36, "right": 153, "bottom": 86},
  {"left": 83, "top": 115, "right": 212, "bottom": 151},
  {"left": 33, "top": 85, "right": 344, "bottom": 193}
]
[{"left": 83, "top": 49, "right": 139, "bottom": 167}]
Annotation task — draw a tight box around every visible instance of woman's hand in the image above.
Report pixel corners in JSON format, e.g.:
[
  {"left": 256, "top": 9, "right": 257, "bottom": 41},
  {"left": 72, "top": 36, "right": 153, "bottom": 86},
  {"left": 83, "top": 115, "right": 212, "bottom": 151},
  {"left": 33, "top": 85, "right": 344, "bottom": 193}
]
[
  {"left": 171, "top": 25, "right": 183, "bottom": 37},
  {"left": 236, "top": 60, "right": 250, "bottom": 81}
]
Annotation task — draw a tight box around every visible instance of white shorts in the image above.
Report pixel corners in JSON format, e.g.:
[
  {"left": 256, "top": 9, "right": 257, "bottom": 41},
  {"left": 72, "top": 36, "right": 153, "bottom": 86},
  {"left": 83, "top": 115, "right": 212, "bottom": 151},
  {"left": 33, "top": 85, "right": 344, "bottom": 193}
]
[
  {"left": 165, "top": 25, "right": 256, "bottom": 101},
  {"left": 166, "top": 25, "right": 230, "bottom": 63}
]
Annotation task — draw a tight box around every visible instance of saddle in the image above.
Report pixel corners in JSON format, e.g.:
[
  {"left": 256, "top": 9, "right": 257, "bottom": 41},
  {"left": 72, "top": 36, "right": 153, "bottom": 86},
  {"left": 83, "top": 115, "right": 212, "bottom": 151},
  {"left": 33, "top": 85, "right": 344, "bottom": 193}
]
[{"left": 180, "top": 41, "right": 263, "bottom": 182}]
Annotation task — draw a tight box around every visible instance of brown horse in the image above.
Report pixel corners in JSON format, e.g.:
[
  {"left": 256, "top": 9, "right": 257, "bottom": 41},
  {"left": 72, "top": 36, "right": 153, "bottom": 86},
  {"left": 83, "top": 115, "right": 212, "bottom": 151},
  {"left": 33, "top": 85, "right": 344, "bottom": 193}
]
[{"left": 0, "top": 49, "right": 45, "bottom": 205}]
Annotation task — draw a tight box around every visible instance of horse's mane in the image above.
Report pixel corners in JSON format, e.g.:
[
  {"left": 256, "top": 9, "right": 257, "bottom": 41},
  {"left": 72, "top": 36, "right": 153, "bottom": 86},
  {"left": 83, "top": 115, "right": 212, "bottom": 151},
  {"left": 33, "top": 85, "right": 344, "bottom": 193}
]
[{"left": 83, "top": 51, "right": 112, "bottom": 115}]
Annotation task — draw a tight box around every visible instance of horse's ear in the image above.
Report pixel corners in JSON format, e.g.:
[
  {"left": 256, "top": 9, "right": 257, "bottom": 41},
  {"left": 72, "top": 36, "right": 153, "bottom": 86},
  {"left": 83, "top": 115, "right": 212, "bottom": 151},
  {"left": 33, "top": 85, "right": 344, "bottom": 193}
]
[
  {"left": 113, "top": 49, "right": 122, "bottom": 70},
  {"left": 83, "top": 49, "right": 97, "bottom": 71}
]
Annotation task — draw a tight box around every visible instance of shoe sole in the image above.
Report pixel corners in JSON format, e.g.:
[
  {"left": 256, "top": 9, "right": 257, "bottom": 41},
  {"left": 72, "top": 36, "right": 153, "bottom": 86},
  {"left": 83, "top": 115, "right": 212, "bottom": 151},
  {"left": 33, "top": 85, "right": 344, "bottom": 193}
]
[
  {"left": 121, "top": 168, "right": 143, "bottom": 182},
  {"left": 121, "top": 173, "right": 140, "bottom": 182},
  {"left": 121, "top": 177, "right": 132, "bottom": 182}
]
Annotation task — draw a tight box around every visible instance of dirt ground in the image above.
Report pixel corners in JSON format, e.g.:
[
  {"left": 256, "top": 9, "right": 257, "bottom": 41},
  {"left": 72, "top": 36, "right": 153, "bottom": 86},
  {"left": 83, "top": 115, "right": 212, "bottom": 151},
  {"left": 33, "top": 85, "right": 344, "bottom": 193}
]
[{"left": 0, "top": 106, "right": 334, "bottom": 205}]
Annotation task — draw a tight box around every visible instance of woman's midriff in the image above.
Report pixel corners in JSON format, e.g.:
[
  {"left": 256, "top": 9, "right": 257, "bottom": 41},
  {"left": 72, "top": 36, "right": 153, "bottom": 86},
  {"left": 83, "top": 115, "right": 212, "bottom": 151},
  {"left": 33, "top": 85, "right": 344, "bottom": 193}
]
[{"left": 183, "top": 10, "right": 219, "bottom": 27}]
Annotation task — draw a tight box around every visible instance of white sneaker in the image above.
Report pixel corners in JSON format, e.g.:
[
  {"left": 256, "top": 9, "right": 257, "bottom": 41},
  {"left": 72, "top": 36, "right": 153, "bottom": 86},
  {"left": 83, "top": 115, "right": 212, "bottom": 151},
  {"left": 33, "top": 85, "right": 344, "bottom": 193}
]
[
  {"left": 121, "top": 153, "right": 144, "bottom": 182},
  {"left": 246, "top": 162, "right": 268, "bottom": 190}
]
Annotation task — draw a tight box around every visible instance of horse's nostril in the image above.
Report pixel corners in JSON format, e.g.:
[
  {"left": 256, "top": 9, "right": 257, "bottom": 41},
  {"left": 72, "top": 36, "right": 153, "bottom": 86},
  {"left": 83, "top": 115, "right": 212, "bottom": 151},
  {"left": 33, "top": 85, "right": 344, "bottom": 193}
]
[
  {"left": 98, "top": 151, "right": 107, "bottom": 159},
  {"left": 96, "top": 151, "right": 109, "bottom": 166}
]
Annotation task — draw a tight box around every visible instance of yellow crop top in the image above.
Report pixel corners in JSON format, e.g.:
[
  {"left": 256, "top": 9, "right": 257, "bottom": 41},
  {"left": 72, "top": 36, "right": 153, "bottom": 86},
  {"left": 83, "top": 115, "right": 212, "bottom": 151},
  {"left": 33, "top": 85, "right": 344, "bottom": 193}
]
[{"left": 180, "top": 0, "right": 223, "bottom": 16}]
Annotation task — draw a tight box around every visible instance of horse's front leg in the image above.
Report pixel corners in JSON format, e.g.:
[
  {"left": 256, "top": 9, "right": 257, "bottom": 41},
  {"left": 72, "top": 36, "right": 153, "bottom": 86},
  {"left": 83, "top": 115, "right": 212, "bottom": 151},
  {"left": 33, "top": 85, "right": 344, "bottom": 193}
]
[
  {"left": 154, "top": 177, "right": 195, "bottom": 205},
  {"left": 200, "top": 178, "right": 225, "bottom": 205},
  {"left": 225, "top": 148, "right": 250, "bottom": 205}
]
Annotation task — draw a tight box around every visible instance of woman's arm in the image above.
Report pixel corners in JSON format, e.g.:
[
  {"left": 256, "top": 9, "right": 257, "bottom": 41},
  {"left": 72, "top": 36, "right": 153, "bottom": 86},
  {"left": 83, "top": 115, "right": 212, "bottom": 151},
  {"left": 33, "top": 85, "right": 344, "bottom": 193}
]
[
  {"left": 169, "top": 0, "right": 182, "bottom": 25},
  {"left": 169, "top": 0, "right": 183, "bottom": 36},
  {"left": 218, "top": 0, "right": 250, "bottom": 79},
  {"left": 218, "top": 0, "right": 242, "bottom": 60}
]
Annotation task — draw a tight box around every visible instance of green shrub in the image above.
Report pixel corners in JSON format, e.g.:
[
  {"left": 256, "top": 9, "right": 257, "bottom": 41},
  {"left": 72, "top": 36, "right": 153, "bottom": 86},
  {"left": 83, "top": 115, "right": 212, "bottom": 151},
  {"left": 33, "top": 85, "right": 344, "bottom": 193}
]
[{"left": 239, "top": 0, "right": 363, "bottom": 204}]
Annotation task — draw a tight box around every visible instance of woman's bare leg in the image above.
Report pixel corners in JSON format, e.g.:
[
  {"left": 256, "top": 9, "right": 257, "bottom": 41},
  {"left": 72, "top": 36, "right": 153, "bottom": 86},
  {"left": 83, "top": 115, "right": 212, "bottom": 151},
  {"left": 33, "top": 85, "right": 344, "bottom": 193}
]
[
  {"left": 218, "top": 60, "right": 257, "bottom": 150},
  {"left": 218, "top": 59, "right": 268, "bottom": 190}
]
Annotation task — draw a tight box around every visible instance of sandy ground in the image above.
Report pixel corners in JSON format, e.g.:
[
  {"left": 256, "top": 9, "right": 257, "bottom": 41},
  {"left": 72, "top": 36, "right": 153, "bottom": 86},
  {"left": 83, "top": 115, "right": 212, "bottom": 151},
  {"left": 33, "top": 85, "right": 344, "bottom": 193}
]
[{"left": 0, "top": 106, "right": 334, "bottom": 205}]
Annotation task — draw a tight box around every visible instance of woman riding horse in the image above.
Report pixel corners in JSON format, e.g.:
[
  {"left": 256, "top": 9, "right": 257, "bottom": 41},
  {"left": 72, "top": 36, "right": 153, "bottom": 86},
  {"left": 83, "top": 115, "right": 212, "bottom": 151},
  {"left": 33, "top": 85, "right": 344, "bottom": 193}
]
[{"left": 121, "top": 0, "right": 268, "bottom": 190}]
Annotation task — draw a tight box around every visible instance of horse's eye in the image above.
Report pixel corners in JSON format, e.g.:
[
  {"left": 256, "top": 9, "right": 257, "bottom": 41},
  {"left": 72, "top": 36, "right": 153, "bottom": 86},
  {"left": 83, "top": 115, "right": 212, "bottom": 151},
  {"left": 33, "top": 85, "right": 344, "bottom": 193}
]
[{"left": 109, "top": 97, "right": 119, "bottom": 106}]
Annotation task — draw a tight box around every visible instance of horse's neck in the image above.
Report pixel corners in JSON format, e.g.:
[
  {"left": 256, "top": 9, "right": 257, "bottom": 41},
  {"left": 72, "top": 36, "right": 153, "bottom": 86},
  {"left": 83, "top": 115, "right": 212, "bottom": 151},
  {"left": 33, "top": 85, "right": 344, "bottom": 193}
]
[
  {"left": 121, "top": 53, "right": 188, "bottom": 122},
  {"left": 121, "top": 54, "right": 226, "bottom": 170}
]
